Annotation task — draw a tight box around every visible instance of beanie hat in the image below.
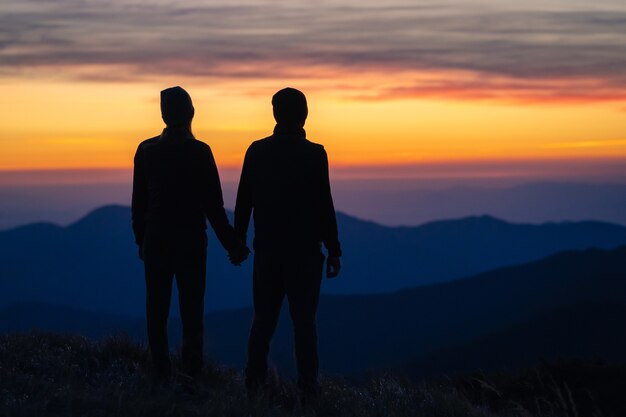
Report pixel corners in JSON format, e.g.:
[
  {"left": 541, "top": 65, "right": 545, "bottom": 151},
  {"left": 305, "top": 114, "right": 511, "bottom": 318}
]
[{"left": 161, "top": 86, "right": 194, "bottom": 126}]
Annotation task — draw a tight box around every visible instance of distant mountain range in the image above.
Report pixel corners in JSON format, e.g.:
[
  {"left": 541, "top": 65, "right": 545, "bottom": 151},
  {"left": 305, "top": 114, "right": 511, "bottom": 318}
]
[
  {"left": 2, "top": 205, "right": 626, "bottom": 314},
  {"left": 331, "top": 181, "right": 626, "bottom": 227},
  {"left": 3, "top": 181, "right": 626, "bottom": 230},
  {"left": 2, "top": 246, "right": 626, "bottom": 377}
]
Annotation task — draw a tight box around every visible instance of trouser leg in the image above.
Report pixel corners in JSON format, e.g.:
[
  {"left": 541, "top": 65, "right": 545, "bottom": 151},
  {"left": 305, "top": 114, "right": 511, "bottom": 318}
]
[
  {"left": 175, "top": 234, "right": 207, "bottom": 377},
  {"left": 143, "top": 231, "right": 174, "bottom": 377},
  {"left": 285, "top": 252, "right": 324, "bottom": 392},
  {"left": 246, "top": 253, "right": 285, "bottom": 390}
]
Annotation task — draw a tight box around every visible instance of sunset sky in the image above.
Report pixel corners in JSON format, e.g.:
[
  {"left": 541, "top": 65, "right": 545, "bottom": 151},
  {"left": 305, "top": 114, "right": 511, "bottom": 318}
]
[{"left": 1, "top": 0, "right": 626, "bottom": 183}]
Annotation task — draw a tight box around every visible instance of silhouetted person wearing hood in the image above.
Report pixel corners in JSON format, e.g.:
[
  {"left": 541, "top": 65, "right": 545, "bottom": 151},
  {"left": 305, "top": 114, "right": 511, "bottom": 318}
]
[
  {"left": 132, "top": 86, "right": 249, "bottom": 380},
  {"left": 234, "top": 87, "right": 342, "bottom": 403}
]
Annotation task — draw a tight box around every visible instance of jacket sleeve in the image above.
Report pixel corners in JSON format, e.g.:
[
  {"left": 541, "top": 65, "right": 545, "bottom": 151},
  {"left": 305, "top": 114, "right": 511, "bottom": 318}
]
[
  {"left": 234, "top": 146, "right": 254, "bottom": 246},
  {"left": 131, "top": 145, "right": 147, "bottom": 246},
  {"left": 202, "top": 146, "right": 240, "bottom": 252},
  {"left": 319, "top": 147, "right": 342, "bottom": 257}
]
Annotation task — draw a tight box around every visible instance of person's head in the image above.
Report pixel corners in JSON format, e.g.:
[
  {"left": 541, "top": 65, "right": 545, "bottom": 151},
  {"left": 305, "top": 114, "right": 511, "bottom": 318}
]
[
  {"left": 272, "top": 87, "right": 308, "bottom": 127},
  {"left": 160, "top": 86, "right": 194, "bottom": 131}
]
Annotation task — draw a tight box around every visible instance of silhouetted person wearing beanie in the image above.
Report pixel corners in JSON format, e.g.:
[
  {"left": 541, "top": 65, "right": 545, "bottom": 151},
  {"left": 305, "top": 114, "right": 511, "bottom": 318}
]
[
  {"left": 234, "top": 87, "right": 342, "bottom": 404},
  {"left": 132, "top": 86, "right": 249, "bottom": 380}
]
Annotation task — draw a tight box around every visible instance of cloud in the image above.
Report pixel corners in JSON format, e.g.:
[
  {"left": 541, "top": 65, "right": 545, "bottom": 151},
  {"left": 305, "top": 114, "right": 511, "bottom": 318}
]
[
  {"left": 351, "top": 73, "right": 626, "bottom": 103},
  {"left": 1, "top": 0, "right": 625, "bottom": 102}
]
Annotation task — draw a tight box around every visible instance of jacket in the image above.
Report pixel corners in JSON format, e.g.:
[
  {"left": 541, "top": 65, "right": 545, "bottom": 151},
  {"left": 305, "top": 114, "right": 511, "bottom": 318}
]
[
  {"left": 131, "top": 130, "right": 238, "bottom": 252},
  {"left": 234, "top": 127, "right": 342, "bottom": 257}
]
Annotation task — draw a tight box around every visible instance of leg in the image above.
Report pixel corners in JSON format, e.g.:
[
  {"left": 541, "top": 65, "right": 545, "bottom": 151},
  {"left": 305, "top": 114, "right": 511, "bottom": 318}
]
[
  {"left": 175, "top": 231, "right": 207, "bottom": 377},
  {"left": 246, "top": 252, "right": 285, "bottom": 390},
  {"left": 143, "top": 228, "right": 175, "bottom": 378},
  {"left": 285, "top": 252, "right": 324, "bottom": 395}
]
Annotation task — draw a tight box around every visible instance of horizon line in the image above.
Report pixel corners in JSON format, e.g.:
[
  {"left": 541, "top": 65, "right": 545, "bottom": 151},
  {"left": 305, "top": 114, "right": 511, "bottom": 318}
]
[{"left": 2, "top": 157, "right": 626, "bottom": 185}]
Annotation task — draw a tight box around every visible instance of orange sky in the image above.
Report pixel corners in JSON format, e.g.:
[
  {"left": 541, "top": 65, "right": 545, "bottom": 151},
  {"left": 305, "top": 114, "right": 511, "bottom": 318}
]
[
  {"left": 2, "top": 77, "right": 625, "bottom": 173},
  {"left": 2, "top": 0, "right": 626, "bottom": 179}
]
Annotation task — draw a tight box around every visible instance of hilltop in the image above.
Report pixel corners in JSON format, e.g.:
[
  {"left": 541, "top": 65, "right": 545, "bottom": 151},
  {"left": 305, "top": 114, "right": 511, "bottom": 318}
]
[{"left": 1, "top": 332, "right": 624, "bottom": 417}]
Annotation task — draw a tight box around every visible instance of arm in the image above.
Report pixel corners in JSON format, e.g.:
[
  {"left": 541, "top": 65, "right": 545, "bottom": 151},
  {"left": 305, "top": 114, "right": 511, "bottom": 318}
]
[
  {"left": 131, "top": 145, "right": 147, "bottom": 257},
  {"left": 319, "top": 147, "right": 342, "bottom": 277},
  {"left": 320, "top": 147, "right": 342, "bottom": 258},
  {"left": 234, "top": 146, "right": 254, "bottom": 247},
  {"left": 202, "top": 146, "right": 241, "bottom": 253}
]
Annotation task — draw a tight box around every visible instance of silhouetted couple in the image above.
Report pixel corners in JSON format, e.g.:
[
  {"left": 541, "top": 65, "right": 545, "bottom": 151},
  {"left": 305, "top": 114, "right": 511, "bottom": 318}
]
[{"left": 131, "top": 86, "right": 342, "bottom": 403}]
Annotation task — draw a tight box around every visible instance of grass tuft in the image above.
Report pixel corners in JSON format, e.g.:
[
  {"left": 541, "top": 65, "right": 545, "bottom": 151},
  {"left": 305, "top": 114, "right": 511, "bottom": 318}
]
[{"left": 0, "top": 332, "right": 623, "bottom": 417}]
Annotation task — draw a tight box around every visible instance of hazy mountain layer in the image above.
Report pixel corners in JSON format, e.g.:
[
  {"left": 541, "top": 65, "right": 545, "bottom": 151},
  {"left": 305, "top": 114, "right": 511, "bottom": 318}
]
[
  {"left": 2, "top": 246, "right": 625, "bottom": 376},
  {"left": 2, "top": 205, "right": 626, "bottom": 314}
]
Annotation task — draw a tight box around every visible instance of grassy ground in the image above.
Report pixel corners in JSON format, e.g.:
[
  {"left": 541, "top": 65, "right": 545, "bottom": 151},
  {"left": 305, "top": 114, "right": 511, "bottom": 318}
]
[{"left": 0, "top": 332, "right": 622, "bottom": 417}]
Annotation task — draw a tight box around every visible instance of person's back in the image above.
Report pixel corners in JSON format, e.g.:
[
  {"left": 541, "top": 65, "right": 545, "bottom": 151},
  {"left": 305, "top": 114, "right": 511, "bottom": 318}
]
[
  {"left": 237, "top": 131, "right": 338, "bottom": 255},
  {"left": 135, "top": 133, "right": 227, "bottom": 232}
]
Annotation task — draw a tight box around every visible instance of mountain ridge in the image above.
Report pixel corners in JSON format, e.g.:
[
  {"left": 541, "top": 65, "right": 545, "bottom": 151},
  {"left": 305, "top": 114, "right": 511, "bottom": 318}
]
[
  {"left": 8, "top": 203, "right": 626, "bottom": 232},
  {"left": 2, "top": 205, "right": 626, "bottom": 315}
]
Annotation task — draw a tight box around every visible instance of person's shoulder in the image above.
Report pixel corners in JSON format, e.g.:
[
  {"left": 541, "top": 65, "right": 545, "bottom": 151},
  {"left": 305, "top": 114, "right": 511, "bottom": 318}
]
[
  {"left": 135, "top": 136, "right": 160, "bottom": 155},
  {"left": 137, "top": 135, "right": 160, "bottom": 149},
  {"left": 251, "top": 136, "right": 273, "bottom": 147},
  {"left": 303, "top": 138, "right": 326, "bottom": 155},
  {"left": 188, "top": 138, "right": 212, "bottom": 152},
  {"left": 246, "top": 136, "right": 273, "bottom": 153}
]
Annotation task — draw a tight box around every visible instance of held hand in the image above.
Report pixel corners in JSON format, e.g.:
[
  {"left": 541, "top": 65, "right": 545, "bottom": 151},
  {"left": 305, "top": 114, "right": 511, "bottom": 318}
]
[
  {"left": 326, "top": 256, "right": 341, "bottom": 278},
  {"left": 229, "top": 245, "right": 250, "bottom": 266}
]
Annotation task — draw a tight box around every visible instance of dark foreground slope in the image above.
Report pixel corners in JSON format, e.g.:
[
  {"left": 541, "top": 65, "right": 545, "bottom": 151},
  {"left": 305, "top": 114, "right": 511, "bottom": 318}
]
[
  {"left": 1, "top": 332, "right": 624, "bottom": 417},
  {"left": 404, "top": 302, "right": 626, "bottom": 378},
  {"left": 2, "top": 205, "right": 626, "bottom": 314}
]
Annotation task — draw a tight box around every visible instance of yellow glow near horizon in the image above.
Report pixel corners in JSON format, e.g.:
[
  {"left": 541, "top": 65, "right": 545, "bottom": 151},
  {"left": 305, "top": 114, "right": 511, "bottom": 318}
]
[{"left": 1, "top": 77, "right": 626, "bottom": 171}]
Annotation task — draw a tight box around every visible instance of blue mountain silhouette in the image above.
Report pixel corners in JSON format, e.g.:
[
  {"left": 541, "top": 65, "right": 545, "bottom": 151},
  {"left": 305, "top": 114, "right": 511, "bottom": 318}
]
[{"left": 2, "top": 205, "right": 626, "bottom": 314}]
